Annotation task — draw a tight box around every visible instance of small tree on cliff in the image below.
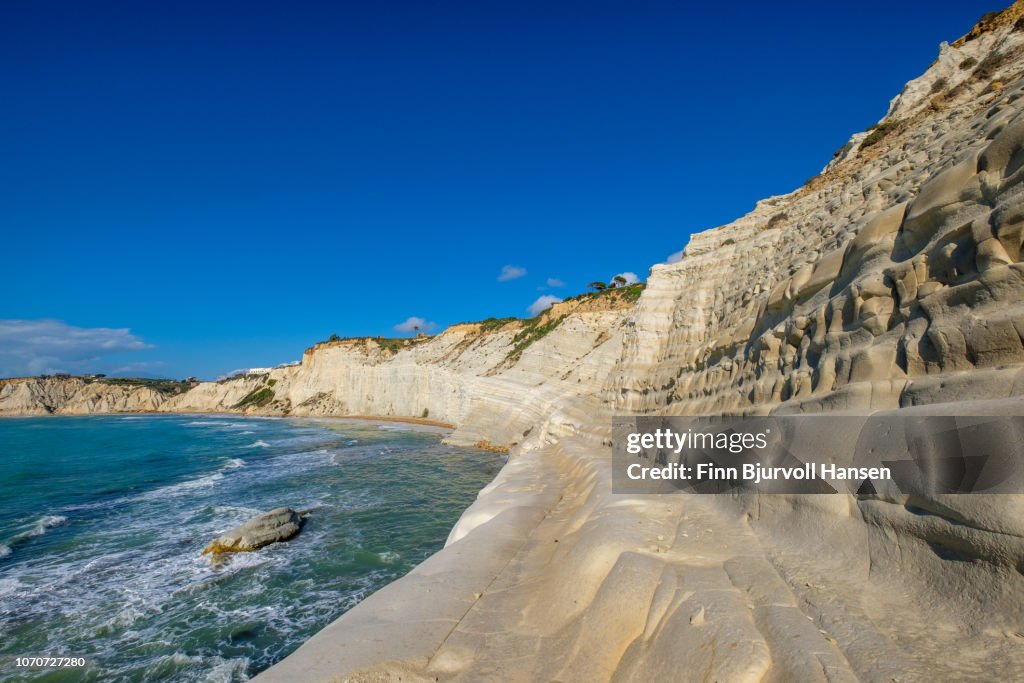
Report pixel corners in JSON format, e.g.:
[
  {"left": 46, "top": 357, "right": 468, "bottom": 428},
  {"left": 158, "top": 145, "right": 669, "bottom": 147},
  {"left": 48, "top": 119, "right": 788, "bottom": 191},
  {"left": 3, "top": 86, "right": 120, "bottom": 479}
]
[
  {"left": 588, "top": 281, "right": 607, "bottom": 292},
  {"left": 612, "top": 275, "right": 628, "bottom": 288}
]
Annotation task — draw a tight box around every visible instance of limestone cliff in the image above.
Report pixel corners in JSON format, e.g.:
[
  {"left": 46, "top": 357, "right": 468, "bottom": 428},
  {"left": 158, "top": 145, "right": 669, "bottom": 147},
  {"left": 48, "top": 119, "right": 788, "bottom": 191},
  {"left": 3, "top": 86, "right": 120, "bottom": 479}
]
[
  {"left": 0, "top": 377, "right": 169, "bottom": 415},
  {"left": 256, "top": 5, "right": 1024, "bottom": 682},
  {"left": 158, "top": 290, "right": 636, "bottom": 448},
  {"left": 609, "top": 12, "right": 1024, "bottom": 417}
]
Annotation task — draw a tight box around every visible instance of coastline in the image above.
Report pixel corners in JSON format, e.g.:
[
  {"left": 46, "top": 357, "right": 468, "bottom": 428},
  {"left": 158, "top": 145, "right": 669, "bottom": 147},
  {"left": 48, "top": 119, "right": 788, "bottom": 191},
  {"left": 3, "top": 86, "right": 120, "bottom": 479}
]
[
  {"left": 0, "top": 413, "right": 502, "bottom": 681},
  {"left": 327, "top": 414, "right": 455, "bottom": 429},
  {"left": 252, "top": 437, "right": 573, "bottom": 682},
  {"left": 257, "top": 399, "right": 1024, "bottom": 682},
  {"left": 0, "top": 409, "right": 455, "bottom": 430}
]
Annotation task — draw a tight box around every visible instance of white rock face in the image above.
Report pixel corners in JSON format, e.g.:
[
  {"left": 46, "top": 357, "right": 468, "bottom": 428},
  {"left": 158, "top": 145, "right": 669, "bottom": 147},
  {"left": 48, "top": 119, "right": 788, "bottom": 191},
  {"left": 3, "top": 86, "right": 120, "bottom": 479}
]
[
  {"left": 257, "top": 6, "right": 1024, "bottom": 682},
  {"left": 0, "top": 377, "right": 167, "bottom": 415},
  {"left": 154, "top": 302, "right": 634, "bottom": 449}
]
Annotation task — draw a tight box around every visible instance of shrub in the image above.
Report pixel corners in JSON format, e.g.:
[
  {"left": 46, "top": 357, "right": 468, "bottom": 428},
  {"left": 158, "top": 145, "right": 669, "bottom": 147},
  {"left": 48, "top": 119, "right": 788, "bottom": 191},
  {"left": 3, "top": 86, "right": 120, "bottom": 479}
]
[
  {"left": 376, "top": 337, "right": 408, "bottom": 353},
  {"left": 861, "top": 120, "right": 903, "bottom": 149},
  {"left": 929, "top": 77, "right": 947, "bottom": 94},
  {"left": 235, "top": 386, "right": 275, "bottom": 409},
  {"left": 479, "top": 317, "right": 516, "bottom": 332},
  {"left": 959, "top": 57, "right": 978, "bottom": 70},
  {"left": 98, "top": 377, "right": 192, "bottom": 395},
  {"left": 618, "top": 283, "right": 645, "bottom": 303},
  {"left": 507, "top": 314, "right": 567, "bottom": 361}
]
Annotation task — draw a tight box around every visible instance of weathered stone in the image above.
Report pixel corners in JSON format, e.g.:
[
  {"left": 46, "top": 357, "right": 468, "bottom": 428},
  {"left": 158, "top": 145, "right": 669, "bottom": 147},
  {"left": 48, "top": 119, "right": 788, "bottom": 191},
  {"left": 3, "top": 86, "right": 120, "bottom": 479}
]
[{"left": 202, "top": 508, "right": 305, "bottom": 555}]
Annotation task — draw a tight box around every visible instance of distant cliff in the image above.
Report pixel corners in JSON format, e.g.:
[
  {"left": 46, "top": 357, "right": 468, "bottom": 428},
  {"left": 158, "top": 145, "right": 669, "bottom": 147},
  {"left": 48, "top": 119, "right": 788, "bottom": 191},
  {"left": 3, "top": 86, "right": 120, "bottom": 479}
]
[
  {"left": 0, "top": 289, "right": 639, "bottom": 451},
  {"left": 0, "top": 376, "right": 172, "bottom": 415}
]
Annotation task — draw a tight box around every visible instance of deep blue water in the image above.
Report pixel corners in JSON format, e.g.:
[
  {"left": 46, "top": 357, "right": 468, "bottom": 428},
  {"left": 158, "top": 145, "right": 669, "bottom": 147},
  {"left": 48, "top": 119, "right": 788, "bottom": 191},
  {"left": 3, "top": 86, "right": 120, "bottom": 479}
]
[{"left": 0, "top": 415, "right": 501, "bottom": 682}]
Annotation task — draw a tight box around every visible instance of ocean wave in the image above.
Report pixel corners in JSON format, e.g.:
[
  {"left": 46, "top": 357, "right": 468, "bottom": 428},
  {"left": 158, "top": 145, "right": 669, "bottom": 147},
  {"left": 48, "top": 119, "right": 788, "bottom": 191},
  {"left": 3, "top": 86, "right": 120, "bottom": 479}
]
[
  {"left": 1, "top": 515, "right": 68, "bottom": 555},
  {"left": 205, "top": 504, "right": 262, "bottom": 517},
  {"left": 246, "top": 440, "right": 270, "bottom": 448},
  {"left": 0, "top": 414, "right": 495, "bottom": 681},
  {"left": 23, "top": 515, "right": 67, "bottom": 539},
  {"left": 0, "top": 577, "right": 21, "bottom": 597},
  {"left": 266, "top": 432, "right": 337, "bottom": 448},
  {"left": 378, "top": 550, "right": 401, "bottom": 564},
  {"left": 185, "top": 420, "right": 251, "bottom": 429},
  {"left": 139, "top": 473, "right": 223, "bottom": 501},
  {"left": 138, "top": 652, "right": 251, "bottom": 682}
]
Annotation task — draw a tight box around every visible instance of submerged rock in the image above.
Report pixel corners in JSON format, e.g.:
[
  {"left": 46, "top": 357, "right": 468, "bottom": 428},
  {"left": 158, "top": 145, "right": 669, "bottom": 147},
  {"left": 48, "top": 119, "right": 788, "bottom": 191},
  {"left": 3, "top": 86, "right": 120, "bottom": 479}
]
[{"left": 202, "top": 507, "right": 304, "bottom": 555}]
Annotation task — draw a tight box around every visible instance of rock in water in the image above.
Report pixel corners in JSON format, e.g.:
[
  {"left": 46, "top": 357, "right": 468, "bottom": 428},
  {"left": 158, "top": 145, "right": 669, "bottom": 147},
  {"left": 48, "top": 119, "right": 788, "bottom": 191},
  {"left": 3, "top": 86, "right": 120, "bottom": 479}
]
[{"left": 202, "top": 507, "right": 304, "bottom": 555}]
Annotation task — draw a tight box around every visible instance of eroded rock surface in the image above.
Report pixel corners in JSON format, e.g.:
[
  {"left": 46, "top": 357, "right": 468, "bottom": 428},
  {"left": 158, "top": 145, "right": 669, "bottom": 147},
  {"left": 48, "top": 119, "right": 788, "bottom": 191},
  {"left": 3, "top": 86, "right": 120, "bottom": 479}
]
[
  {"left": 202, "top": 508, "right": 304, "bottom": 555},
  {"left": 256, "top": 5, "right": 1024, "bottom": 682}
]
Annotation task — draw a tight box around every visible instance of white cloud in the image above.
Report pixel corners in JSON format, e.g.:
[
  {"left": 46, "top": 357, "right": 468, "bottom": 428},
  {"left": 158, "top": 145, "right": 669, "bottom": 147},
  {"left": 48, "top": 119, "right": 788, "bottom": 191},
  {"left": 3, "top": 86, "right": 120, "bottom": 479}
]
[
  {"left": 666, "top": 250, "right": 684, "bottom": 264},
  {"left": 394, "top": 316, "right": 438, "bottom": 334},
  {"left": 0, "top": 319, "right": 153, "bottom": 377},
  {"left": 528, "top": 295, "right": 562, "bottom": 317},
  {"left": 610, "top": 272, "right": 640, "bottom": 287},
  {"left": 497, "top": 265, "right": 527, "bottom": 282},
  {"left": 546, "top": 277, "right": 566, "bottom": 288}
]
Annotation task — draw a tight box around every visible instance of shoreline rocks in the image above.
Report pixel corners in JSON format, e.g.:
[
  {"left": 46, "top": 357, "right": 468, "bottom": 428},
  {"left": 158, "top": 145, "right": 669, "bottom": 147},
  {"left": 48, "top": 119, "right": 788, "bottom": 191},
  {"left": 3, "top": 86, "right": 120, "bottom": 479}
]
[{"left": 202, "top": 507, "right": 305, "bottom": 555}]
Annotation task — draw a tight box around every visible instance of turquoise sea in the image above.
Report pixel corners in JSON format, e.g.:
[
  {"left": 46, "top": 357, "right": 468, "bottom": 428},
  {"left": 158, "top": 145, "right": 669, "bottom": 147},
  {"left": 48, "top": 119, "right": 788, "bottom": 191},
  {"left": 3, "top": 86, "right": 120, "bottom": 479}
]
[{"left": 0, "top": 415, "right": 502, "bottom": 682}]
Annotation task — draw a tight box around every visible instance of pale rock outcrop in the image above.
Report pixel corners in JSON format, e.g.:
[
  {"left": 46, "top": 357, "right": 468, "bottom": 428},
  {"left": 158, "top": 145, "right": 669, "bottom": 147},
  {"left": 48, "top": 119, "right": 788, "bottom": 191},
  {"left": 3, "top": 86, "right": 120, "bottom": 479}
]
[
  {"left": 202, "top": 508, "right": 305, "bottom": 555},
  {"left": 0, "top": 377, "right": 168, "bottom": 415}
]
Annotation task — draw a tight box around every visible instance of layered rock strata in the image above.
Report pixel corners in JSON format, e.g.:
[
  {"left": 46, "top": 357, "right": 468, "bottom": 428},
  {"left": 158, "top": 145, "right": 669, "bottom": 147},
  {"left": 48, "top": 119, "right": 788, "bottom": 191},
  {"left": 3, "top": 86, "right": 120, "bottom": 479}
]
[{"left": 258, "top": 6, "right": 1024, "bottom": 681}]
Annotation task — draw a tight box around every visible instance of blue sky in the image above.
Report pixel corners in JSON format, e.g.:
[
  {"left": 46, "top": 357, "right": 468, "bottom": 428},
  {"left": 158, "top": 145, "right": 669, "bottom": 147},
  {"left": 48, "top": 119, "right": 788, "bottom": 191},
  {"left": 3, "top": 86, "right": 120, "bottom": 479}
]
[{"left": 0, "top": 1, "right": 999, "bottom": 379}]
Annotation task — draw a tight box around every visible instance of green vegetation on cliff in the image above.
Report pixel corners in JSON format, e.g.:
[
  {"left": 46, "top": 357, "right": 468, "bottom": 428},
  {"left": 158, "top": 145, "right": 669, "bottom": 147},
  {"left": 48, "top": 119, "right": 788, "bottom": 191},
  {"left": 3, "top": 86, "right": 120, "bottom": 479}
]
[
  {"left": 234, "top": 386, "right": 275, "bottom": 409},
  {"left": 479, "top": 317, "right": 517, "bottom": 332},
  {"left": 564, "top": 282, "right": 645, "bottom": 304},
  {"left": 96, "top": 377, "right": 193, "bottom": 395},
  {"left": 507, "top": 314, "right": 568, "bottom": 361},
  {"left": 861, "top": 120, "right": 904, "bottom": 149}
]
